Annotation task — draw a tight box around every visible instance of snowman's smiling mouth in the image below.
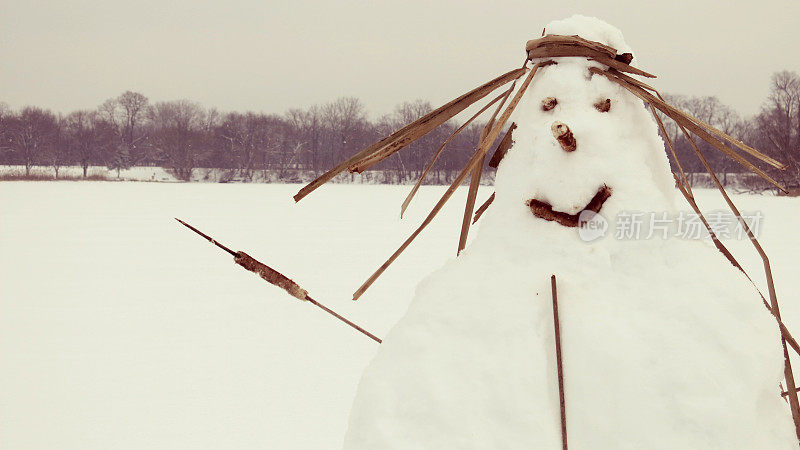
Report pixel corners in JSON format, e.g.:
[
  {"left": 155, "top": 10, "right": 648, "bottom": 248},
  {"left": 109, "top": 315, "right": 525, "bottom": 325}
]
[{"left": 526, "top": 185, "right": 612, "bottom": 227}]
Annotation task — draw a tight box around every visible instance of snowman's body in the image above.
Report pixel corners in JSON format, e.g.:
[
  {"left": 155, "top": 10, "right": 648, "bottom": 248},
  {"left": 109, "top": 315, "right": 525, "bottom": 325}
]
[{"left": 344, "top": 16, "right": 796, "bottom": 449}]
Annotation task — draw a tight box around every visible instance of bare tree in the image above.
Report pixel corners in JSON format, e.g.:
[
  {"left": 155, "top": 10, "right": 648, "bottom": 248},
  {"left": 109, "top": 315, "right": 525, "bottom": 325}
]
[
  {"left": 377, "top": 99, "right": 481, "bottom": 184},
  {"left": 395, "top": 100, "right": 436, "bottom": 177},
  {"left": 98, "top": 98, "right": 124, "bottom": 175},
  {"left": 0, "top": 102, "right": 12, "bottom": 160},
  {"left": 286, "top": 105, "right": 323, "bottom": 173},
  {"left": 6, "top": 107, "right": 58, "bottom": 176},
  {"left": 373, "top": 112, "right": 408, "bottom": 182},
  {"left": 655, "top": 95, "right": 745, "bottom": 185},
  {"left": 117, "top": 91, "right": 149, "bottom": 161},
  {"left": 322, "top": 97, "right": 367, "bottom": 170},
  {"left": 148, "top": 100, "right": 208, "bottom": 181},
  {"left": 66, "top": 110, "right": 93, "bottom": 178},
  {"left": 98, "top": 98, "right": 120, "bottom": 130},
  {"left": 46, "top": 115, "right": 70, "bottom": 178},
  {"left": 97, "top": 92, "right": 150, "bottom": 172},
  {"left": 756, "top": 71, "right": 800, "bottom": 187},
  {"left": 64, "top": 110, "right": 115, "bottom": 178},
  {"left": 691, "top": 96, "right": 741, "bottom": 185}
]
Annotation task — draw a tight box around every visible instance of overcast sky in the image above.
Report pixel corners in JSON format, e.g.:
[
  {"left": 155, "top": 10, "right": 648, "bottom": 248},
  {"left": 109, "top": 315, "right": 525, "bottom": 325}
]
[{"left": 2, "top": 0, "right": 798, "bottom": 119}]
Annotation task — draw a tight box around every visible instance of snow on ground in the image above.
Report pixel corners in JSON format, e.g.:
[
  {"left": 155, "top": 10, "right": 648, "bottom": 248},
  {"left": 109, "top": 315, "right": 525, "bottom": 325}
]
[
  {"left": 0, "top": 164, "right": 770, "bottom": 190},
  {"left": 0, "top": 165, "right": 176, "bottom": 182},
  {"left": 0, "top": 165, "right": 493, "bottom": 185},
  {"left": 1, "top": 182, "right": 799, "bottom": 448}
]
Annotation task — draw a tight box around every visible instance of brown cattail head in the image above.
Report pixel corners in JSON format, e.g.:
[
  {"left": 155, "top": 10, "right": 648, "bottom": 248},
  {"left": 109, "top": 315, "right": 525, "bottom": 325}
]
[{"left": 235, "top": 251, "right": 309, "bottom": 301}]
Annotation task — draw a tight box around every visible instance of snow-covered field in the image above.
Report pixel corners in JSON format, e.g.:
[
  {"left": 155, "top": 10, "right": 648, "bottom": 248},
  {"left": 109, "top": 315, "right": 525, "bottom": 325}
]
[{"left": 1, "top": 182, "right": 800, "bottom": 449}]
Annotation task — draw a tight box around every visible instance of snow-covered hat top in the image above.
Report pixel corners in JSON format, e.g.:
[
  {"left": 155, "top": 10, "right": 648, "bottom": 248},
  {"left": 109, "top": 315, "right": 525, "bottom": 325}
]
[
  {"left": 542, "top": 15, "right": 632, "bottom": 55},
  {"left": 524, "top": 15, "right": 652, "bottom": 79}
]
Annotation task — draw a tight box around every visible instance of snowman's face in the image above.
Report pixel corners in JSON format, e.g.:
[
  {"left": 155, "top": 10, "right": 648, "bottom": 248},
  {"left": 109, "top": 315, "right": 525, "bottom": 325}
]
[{"left": 493, "top": 61, "right": 675, "bottom": 227}]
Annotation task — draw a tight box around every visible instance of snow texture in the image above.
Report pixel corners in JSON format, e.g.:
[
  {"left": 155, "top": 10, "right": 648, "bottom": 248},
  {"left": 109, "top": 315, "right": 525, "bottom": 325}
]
[
  {"left": 0, "top": 185, "right": 798, "bottom": 449},
  {"left": 343, "top": 16, "right": 796, "bottom": 449}
]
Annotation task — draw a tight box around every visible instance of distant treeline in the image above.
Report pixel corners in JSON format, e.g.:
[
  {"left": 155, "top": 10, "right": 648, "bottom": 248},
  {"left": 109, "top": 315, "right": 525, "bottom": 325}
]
[{"left": 0, "top": 70, "right": 797, "bottom": 189}]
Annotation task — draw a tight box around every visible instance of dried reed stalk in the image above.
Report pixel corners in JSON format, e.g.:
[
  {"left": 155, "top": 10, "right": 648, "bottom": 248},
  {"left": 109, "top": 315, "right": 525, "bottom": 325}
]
[
  {"left": 595, "top": 66, "right": 779, "bottom": 166},
  {"left": 400, "top": 89, "right": 508, "bottom": 218},
  {"left": 526, "top": 35, "right": 617, "bottom": 57},
  {"left": 659, "top": 113, "right": 800, "bottom": 439},
  {"left": 351, "top": 62, "right": 547, "bottom": 300},
  {"left": 782, "top": 323, "right": 800, "bottom": 357},
  {"left": 293, "top": 67, "right": 526, "bottom": 202},
  {"left": 458, "top": 151, "right": 484, "bottom": 254},
  {"left": 668, "top": 160, "right": 800, "bottom": 359},
  {"left": 783, "top": 387, "right": 800, "bottom": 399},
  {"left": 652, "top": 109, "right": 692, "bottom": 197},
  {"left": 642, "top": 76, "right": 785, "bottom": 173},
  {"left": 645, "top": 80, "right": 800, "bottom": 373},
  {"left": 526, "top": 35, "right": 654, "bottom": 78},
  {"left": 462, "top": 123, "right": 517, "bottom": 224},
  {"left": 488, "top": 123, "right": 516, "bottom": 168},
  {"left": 472, "top": 192, "right": 495, "bottom": 224},
  {"left": 457, "top": 80, "right": 517, "bottom": 254},
  {"left": 591, "top": 68, "right": 786, "bottom": 192},
  {"left": 671, "top": 168, "right": 800, "bottom": 443},
  {"left": 466, "top": 122, "right": 518, "bottom": 224},
  {"left": 672, "top": 173, "right": 740, "bottom": 269},
  {"left": 528, "top": 44, "right": 612, "bottom": 60},
  {"left": 340, "top": 69, "right": 525, "bottom": 174},
  {"left": 674, "top": 177, "right": 800, "bottom": 360},
  {"left": 589, "top": 55, "right": 655, "bottom": 78},
  {"left": 646, "top": 82, "right": 800, "bottom": 437},
  {"left": 692, "top": 152, "right": 800, "bottom": 440}
]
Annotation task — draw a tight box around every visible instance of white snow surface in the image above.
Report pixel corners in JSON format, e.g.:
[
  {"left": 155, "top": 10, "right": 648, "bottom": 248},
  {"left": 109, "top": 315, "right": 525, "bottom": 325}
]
[
  {"left": 1, "top": 182, "right": 800, "bottom": 449},
  {"left": 343, "top": 16, "right": 797, "bottom": 449}
]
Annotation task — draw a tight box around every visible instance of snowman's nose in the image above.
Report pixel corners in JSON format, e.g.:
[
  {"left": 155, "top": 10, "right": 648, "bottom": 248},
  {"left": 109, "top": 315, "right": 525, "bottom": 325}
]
[{"left": 551, "top": 121, "right": 577, "bottom": 152}]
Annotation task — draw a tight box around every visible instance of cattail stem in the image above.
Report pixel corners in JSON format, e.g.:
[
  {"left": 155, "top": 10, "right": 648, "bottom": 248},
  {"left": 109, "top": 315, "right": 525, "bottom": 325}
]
[
  {"left": 306, "top": 296, "right": 382, "bottom": 343},
  {"left": 176, "top": 218, "right": 382, "bottom": 343},
  {"left": 551, "top": 275, "right": 568, "bottom": 450},
  {"left": 176, "top": 218, "right": 237, "bottom": 257}
]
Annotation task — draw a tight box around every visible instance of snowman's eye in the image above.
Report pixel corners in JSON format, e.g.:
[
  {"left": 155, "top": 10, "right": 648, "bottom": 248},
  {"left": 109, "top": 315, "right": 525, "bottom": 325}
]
[
  {"left": 541, "top": 97, "right": 558, "bottom": 111},
  {"left": 594, "top": 98, "right": 611, "bottom": 112}
]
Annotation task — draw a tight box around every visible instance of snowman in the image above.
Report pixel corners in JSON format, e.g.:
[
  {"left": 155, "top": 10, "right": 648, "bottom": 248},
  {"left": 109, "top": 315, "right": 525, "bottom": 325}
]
[{"left": 341, "top": 16, "right": 797, "bottom": 449}]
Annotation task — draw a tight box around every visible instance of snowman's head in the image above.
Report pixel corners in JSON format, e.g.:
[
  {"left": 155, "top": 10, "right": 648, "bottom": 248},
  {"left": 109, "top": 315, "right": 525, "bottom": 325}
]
[{"left": 490, "top": 16, "right": 678, "bottom": 233}]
